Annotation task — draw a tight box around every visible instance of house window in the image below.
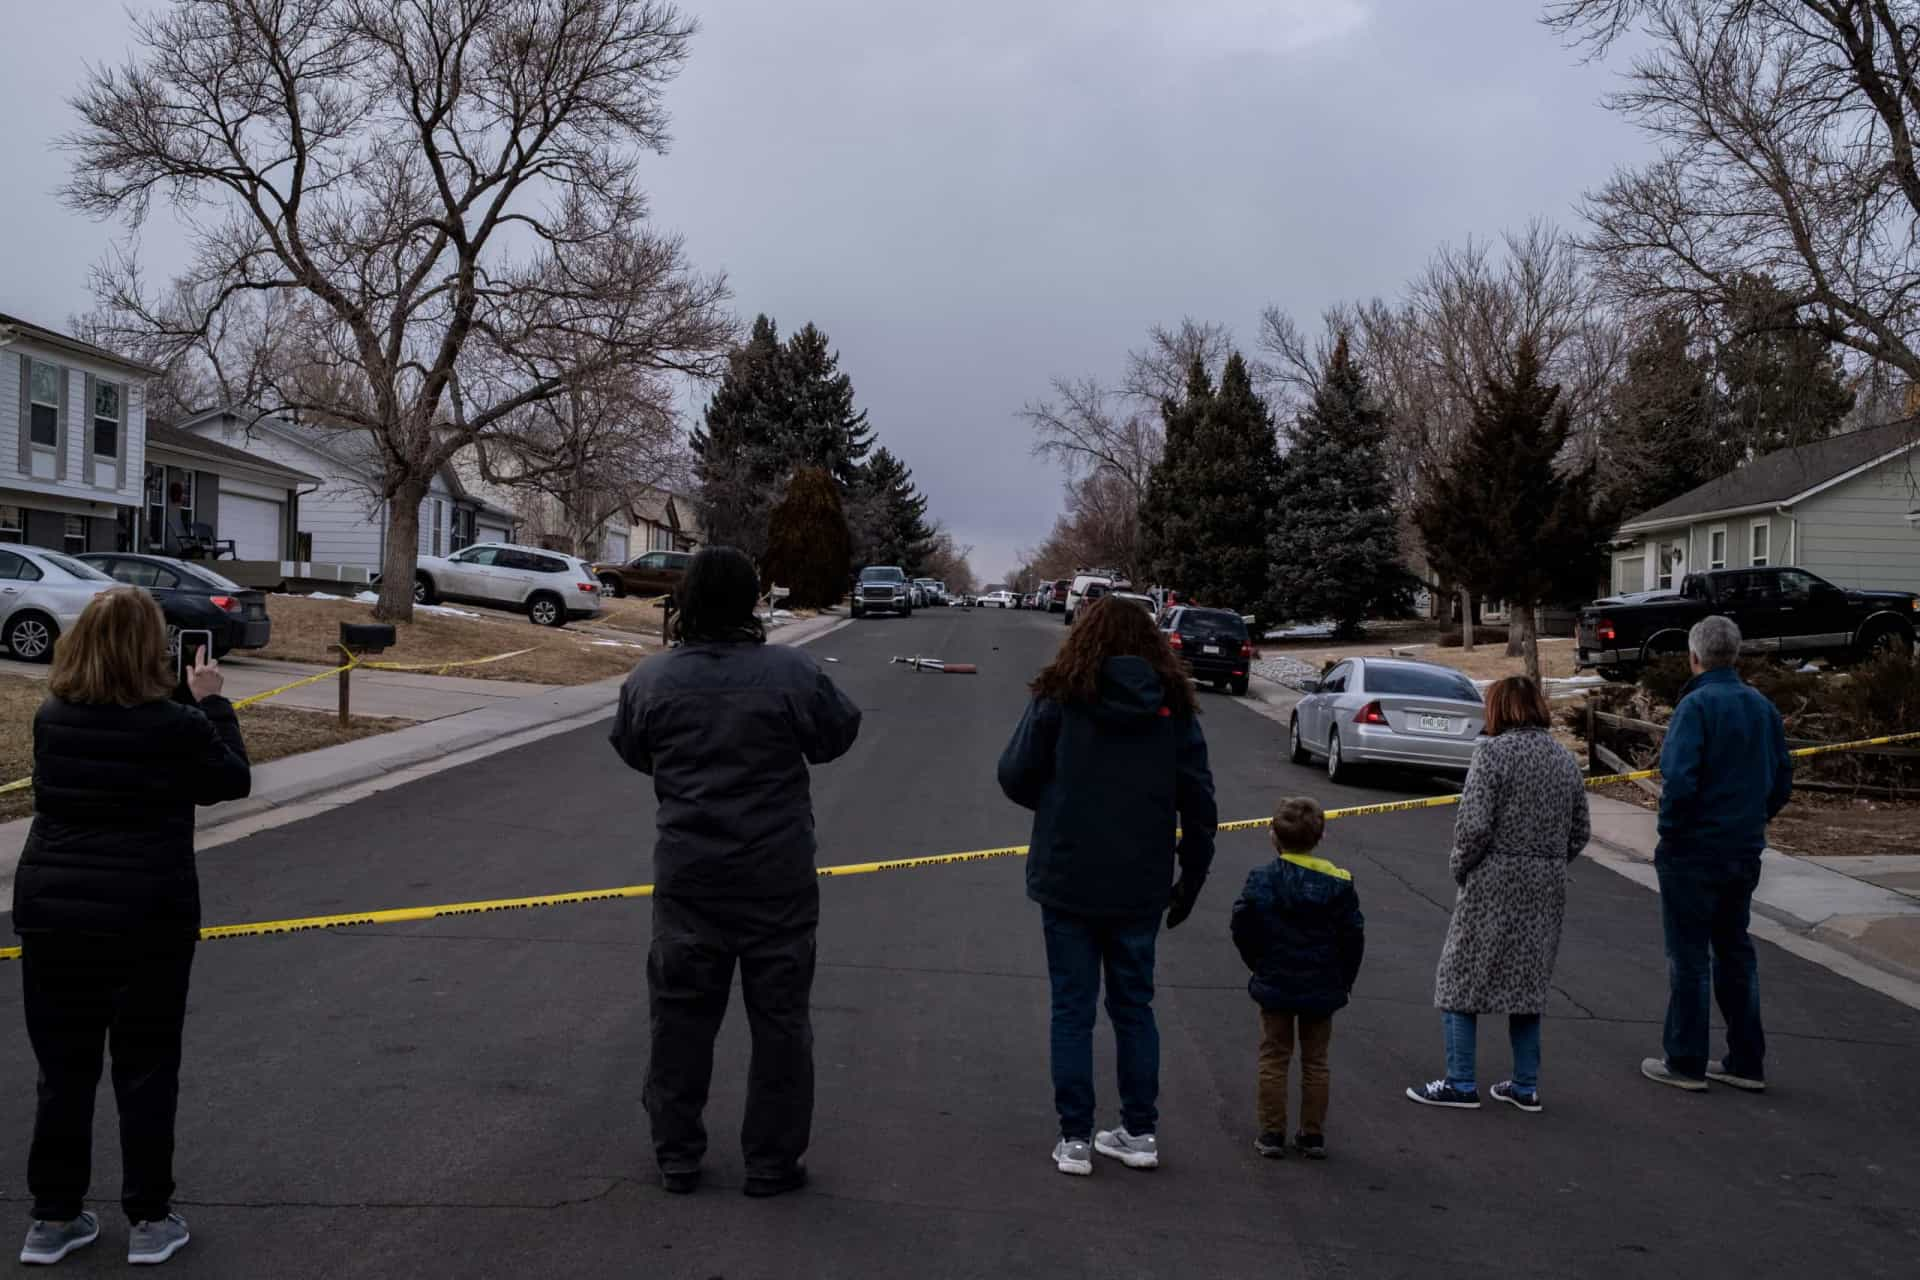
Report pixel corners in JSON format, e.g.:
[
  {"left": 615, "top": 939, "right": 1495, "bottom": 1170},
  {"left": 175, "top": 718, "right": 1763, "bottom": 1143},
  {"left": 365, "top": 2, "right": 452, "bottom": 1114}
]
[
  {"left": 145, "top": 465, "right": 166, "bottom": 548},
  {"left": 1656, "top": 541, "right": 1685, "bottom": 591},
  {"left": 27, "top": 362, "right": 60, "bottom": 448},
  {"left": 92, "top": 381, "right": 120, "bottom": 459},
  {"left": 170, "top": 469, "right": 196, "bottom": 544},
  {"left": 0, "top": 506, "right": 22, "bottom": 545},
  {"left": 650, "top": 524, "right": 674, "bottom": 552},
  {"left": 450, "top": 507, "right": 476, "bottom": 553},
  {"left": 1750, "top": 520, "right": 1771, "bottom": 567},
  {"left": 431, "top": 499, "right": 446, "bottom": 556},
  {"left": 63, "top": 515, "right": 87, "bottom": 554},
  {"left": 1709, "top": 526, "right": 1728, "bottom": 570}
]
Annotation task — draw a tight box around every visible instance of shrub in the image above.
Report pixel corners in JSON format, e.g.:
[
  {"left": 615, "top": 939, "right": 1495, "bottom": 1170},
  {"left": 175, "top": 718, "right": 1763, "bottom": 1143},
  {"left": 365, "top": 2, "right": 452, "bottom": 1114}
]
[
  {"left": 1835, "top": 653, "right": 1920, "bottom": 735},
  {"left": 761, "top": 467, "right": 852, "bottom": 609},
  {"left": 1436, "top": 625, "right": 1510, "bottom": 649},
  {"left": 1637, "top": 655, "right": 1692, "bottom": 708}
]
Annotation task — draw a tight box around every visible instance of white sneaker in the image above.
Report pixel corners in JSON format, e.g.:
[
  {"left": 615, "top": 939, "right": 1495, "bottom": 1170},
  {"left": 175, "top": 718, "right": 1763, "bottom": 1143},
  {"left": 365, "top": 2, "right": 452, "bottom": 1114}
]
[
  {"left": 1052, "top": 1137, "right": 1093, "bottom": 1176},
  {"left": 1094, "top": 1126, "right": 1159, "bottom": 1170}
]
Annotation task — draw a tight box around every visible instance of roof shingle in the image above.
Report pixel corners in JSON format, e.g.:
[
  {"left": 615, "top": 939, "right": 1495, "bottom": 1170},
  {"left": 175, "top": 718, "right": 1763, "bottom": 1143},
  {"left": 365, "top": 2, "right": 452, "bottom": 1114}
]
[{"left": 1620, "top": 419, "right": 1920, "bottom": 529}]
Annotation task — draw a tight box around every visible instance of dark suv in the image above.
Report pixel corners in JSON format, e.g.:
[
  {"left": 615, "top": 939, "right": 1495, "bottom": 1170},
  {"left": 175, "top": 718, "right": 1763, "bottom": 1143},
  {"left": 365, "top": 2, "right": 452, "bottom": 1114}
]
[
  {"left": 595, "top": 549, "right": 692, "bottom": 599},
  {"left": 852, "top": 565, "right": 913, "bottom": 618},
  {"left": 1161, "top": 606, "right": 1253, "bottom": 695}
]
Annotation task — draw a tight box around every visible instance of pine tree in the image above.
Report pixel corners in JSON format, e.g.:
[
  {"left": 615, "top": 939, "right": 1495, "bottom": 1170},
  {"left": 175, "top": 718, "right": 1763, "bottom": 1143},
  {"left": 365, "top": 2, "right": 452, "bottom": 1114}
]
[
  {"left": 1139, "top": 352, "right": 1278, "bottom": 611},
  {"left": 782, "top": 323, "right": 874, "bottom": 489},
  {"left": 848, "top": 446, "right": 934, "bottom": 569},
  {"left": 1266, "top": 335, "right": 1410, "bottom": 637},
  {"left": 1414, "top": 338, "right": 1610, "bottom": 679},
  {"left": 1719, "top": 274, "right": 1856, "bottom": 457},
  {"left": 1599, "top": 312, "right": 1726, "bottom": 520},
  {"left": 690, "top": 315, "right": 790, "bottom": 559},
  {"left": 762, "top": 466, "right": 853, "bottom": 608}
]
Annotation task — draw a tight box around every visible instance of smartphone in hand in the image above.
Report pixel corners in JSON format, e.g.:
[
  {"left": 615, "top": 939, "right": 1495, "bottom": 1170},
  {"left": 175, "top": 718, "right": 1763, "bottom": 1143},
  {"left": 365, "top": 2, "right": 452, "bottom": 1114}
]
[{"left": 175, "top": 630, "right": 215, "bottom": 683}]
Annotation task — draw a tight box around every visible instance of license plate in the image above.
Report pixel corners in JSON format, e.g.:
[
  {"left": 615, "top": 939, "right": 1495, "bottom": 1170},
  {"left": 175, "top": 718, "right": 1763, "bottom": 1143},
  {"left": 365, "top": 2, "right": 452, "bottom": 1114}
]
[
  {"left": 1202, "top": 644, "right": 1221, "bottom": 655},
  {"left": 1417, "top": 714, "right": 1452, "bottom": 732}
]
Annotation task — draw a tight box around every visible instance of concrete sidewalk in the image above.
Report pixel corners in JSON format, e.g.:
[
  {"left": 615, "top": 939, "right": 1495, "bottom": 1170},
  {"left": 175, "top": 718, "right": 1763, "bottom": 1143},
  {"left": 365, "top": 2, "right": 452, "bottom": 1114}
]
[{"left": 1586, "top": 794, "right": 1920, "bottom": 1005}]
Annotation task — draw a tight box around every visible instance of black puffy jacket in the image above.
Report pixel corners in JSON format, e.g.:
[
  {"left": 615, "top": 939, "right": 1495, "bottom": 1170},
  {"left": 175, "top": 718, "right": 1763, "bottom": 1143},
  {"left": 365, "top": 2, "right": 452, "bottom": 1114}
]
[
  {"left": 609, "top": 639, "right": 862, "bottom": 899},
  {"left": 997, "top": 657, "right": 1217, "bottom": 919},
  {"left": 1231, "top": 854, "right": 1366, "bottom": 1015},
  {"left": 13, "top": 694, "right": 251, "bottom": 935}
]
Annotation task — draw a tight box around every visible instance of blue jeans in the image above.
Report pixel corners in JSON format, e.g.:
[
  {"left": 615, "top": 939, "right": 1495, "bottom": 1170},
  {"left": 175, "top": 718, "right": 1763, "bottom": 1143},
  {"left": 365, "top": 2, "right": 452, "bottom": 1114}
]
[
  {"left": 1656, "top": 856, "right": 1765, "bottom": 1080},
  {"left": 1442, "top": 1011, "right": 1542, "bottom": 1093},
  {"left": 1041, "top": 908, "right": 1160, "bottom": 1140}
]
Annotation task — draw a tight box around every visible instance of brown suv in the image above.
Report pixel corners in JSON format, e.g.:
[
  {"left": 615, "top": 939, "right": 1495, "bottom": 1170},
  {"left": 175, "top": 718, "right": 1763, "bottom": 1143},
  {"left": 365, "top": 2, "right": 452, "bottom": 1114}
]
[{"left": 594, "top": 549, "right": 693, "bottom": 599}]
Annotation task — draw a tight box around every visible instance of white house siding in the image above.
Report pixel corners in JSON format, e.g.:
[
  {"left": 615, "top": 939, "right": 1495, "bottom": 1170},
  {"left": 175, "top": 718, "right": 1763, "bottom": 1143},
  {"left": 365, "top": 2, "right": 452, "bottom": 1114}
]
[
  {"left": 0, "top": 341, "right": 146, "bottom": 513},
  {"left": 1792, "top": 455, "right": 1920, "bottom": 592},
  {"left": 189, "top": 420, "right": 385, "bottom": 569}
]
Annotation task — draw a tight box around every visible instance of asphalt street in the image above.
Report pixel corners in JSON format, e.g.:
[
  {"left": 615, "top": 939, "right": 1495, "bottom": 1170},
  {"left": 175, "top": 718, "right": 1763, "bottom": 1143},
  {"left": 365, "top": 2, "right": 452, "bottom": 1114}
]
[{"left": 3, "top": 607, "right": 1918, "bottom": 1278}]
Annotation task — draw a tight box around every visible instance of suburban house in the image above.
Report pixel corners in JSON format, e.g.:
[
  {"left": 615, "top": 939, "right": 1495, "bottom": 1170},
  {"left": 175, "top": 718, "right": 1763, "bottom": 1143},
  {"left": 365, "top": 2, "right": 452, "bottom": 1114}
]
[
  {"left": 0, "top": 311, "right": 159, "bottom": 552},
  {"left": 144, "top": 421, "right": 319, "bottom": 561},
  {"left": 177, "top": 409, "right": 517, "bottom": 577},
  {"left": 630, "top": 485, "right": 700, "bottom": 555},
  {"left": 1612, "top": 419, "right": 1920, "bottom": 595}
]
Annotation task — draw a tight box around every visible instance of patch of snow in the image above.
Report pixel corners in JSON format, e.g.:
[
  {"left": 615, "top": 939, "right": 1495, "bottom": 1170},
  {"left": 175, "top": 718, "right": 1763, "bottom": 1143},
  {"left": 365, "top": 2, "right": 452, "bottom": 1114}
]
[
  {"left": 1251, "top": 655, "right": 1322, "bottom": 690},
  {"left": 589, "top": 639, "right": 647, "bottom": 649},
  {"left": 419, "top": 604, "right": 481, "bottom": 619},
  {"left": 1264, "top": 622, "right": 1336, "bottom": 640}
]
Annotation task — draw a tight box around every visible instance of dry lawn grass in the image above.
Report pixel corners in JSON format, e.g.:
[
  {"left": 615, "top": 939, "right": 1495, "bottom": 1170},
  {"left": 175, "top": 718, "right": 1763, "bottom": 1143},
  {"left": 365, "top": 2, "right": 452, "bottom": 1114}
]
[
  {"left": 1265, "top": 634, "right": 1581, "bottom": 683},
  {"left": 0, "top": 674, "right": 402, "bottom": 822},
  {"left": 254, "top": 595, "right": 646, "bottom": 684}
]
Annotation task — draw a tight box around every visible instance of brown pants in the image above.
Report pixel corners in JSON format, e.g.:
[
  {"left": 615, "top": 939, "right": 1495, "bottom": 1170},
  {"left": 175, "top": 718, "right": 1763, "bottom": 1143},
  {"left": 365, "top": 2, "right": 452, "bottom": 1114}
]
[{"left": 1258, "top": 1010, "right": 1333, "bottom": 1137}]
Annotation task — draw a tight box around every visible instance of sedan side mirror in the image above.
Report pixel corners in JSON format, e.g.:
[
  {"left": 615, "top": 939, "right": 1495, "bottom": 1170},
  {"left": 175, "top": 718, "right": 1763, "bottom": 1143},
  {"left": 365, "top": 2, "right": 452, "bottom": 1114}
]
[{"left": 1300, "top": 679, "right": 1322, "bottom": 694}]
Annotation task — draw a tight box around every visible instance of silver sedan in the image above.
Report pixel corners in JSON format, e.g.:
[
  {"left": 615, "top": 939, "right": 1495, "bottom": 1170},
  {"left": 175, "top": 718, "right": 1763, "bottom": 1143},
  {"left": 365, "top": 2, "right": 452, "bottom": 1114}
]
[
  {"left": 1288, "top": 657, "right": 1486, "bottom": 783},
  {"left": 1, "top": 545, "right": 118, "bottom": 663}
]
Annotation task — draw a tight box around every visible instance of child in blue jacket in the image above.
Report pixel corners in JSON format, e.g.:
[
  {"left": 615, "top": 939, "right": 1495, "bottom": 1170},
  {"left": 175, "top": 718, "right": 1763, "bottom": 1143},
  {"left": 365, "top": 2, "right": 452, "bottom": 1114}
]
[{"left": 1231, "top": 797, "right": 1365, "bottom": 1159}]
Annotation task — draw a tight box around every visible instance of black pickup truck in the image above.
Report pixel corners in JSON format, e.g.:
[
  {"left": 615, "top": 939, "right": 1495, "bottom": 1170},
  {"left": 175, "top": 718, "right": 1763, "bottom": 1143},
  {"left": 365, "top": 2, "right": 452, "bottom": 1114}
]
[{"left": 1577, "top": 566, "right": 1918, "bottom": 677}]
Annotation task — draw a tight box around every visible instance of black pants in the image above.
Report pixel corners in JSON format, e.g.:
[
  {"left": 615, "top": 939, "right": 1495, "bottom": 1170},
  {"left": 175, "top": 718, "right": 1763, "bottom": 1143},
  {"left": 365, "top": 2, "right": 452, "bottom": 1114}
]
[
  {"left": 21, "top": 933, "right": 196, "bottom": 1224},
  {"left": 644, "top": 888, "right": 818, "bottom": 1179}
]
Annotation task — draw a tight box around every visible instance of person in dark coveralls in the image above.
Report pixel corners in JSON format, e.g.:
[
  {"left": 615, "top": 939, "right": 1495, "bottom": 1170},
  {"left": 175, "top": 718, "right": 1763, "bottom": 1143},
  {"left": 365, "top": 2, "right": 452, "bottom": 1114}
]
[
  {"left": 13, "top": 588, "right": 249, "bottom": 1267},
  {"left": 610, "top": 547, "right": 861, "bottom": 1197},
  {"left": 998, "top": 596, "right": 1217, "bottom": 1177}
]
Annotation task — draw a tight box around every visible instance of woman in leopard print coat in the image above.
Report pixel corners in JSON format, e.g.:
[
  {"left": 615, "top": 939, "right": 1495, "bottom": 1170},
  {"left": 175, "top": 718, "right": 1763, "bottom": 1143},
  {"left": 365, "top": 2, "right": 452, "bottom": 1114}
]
[{"left": 1407, "top": 676, "right": 1590, "bottom": 1112}]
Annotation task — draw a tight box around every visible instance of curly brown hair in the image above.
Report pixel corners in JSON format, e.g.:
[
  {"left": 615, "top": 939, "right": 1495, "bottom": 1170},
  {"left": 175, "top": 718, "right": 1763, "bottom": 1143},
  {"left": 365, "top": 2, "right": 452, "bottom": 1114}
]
[{"left": 1032, "top": 596, "right": 1197, "bottom": 716}]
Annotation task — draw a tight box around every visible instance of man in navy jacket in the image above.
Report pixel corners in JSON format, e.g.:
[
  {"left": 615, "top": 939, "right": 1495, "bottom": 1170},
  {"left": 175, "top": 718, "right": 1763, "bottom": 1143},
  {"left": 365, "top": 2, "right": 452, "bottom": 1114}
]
[{"left": 1642, "top": 615, "right": 1793, "bottom": 1094}]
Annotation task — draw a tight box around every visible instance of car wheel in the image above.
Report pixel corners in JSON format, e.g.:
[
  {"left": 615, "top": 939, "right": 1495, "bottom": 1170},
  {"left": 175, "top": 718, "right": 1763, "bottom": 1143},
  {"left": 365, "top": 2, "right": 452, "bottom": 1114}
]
[
  {"left": 1326, "top": 730, "right": 1350, "bottom": 784},
  {"left": 1861, "top": 624, "right": 1912, "bottom": 661},
  {"left": 1289, "top": 714, "right": 1312, "bottom": 765},
  {"left": 1231, "top": 675, "right": 1250, "bottom": 697},
  {"left": 1597, "top": 665, "right": 1627, "bottom": 682},
  {"left": 598, "top": 574, "right": 625, "bottom": 598},
  {"left": 5, "top": 611, "right": 59, "bottom": 664},
  {"left": 414, "top": 574, "right": 437, "bottom": 606},
  {"left": 527, "top": 594, "right": 564, "bottom": 628}
]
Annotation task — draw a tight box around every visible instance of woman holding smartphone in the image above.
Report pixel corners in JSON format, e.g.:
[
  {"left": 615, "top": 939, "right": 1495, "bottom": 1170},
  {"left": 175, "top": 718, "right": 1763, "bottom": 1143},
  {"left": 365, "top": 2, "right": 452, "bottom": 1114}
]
[{"left": 12, "top": 588, "right": 250, "bottom": 1267}]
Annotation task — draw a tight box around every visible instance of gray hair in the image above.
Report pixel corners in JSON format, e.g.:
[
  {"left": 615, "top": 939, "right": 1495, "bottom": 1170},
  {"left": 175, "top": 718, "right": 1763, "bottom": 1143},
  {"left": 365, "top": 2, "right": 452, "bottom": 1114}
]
[{"left": 1689, "top": 615, "right": 1742, "bottom": 669}]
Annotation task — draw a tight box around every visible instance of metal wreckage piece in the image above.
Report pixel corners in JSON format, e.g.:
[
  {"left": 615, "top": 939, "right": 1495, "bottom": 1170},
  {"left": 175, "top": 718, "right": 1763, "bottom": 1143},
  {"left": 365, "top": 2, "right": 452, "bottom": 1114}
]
[{"left": 889, "top": 655, "right": 978, "bottom": 675}]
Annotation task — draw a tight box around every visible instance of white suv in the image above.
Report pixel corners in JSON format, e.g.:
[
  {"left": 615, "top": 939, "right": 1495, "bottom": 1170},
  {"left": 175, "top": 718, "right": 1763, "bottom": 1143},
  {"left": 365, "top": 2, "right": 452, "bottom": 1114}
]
[
  {"left": 1064, "top": 573, "right": 1112, "bottom": 625},
  {"left": 412, "top": 542, "right": 605, "bottom": 627}
]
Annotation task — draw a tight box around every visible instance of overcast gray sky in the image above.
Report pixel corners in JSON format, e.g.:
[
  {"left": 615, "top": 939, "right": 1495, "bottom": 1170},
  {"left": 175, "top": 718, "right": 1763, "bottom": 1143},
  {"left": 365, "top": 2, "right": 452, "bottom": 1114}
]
[{"left": 0, "top": 0, "right": 1645, "bottom": 582}]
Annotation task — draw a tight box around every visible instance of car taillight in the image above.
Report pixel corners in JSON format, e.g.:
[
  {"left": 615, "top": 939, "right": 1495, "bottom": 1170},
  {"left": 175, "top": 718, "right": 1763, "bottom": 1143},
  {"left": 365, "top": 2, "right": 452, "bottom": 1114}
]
[
  {"left": 209, "top": 595, "right": 241, "bottom": 613},
  {"left": 1168, "top": 632, "right": 1183, "bottom": 650},
  {"left": 1597, "top": 618, "right": 1616, "bottom": 642},
  {"left": 578, "top": 582, "right": 600, "bottom": 593},
  {"left": 1239, "top": 641, "right": 1254, "bottom": 658},
  {"left": 1354, "top": 701, "right": 1389, "bottom": 726}
]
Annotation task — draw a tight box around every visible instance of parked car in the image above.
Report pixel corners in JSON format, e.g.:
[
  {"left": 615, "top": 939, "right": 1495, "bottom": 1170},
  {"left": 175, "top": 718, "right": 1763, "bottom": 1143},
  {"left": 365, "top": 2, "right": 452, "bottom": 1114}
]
[
  {"left": 1288, "top": 657, "right": 1485, "bottom": 784},
  {"left": 1161, "top": 605, "right": 1253, "bottom": 695},
  {"left": 0, "top": 546, "right": 118, "bottom": 664},
  {"left": 914, "top": 578, "right": 944, "bottom": 607},
  {"left": 1064, "top": 571, "right": 1117, "bottom": 624},
  {"left": 1111, "top": 591, "right": 1157, "bottom": 616},
  {"left": 1046, "top": 579, "right": 1069, "bottom": 613},
  {"left": 852, "top": 565, "right": 914, "bottom": 618},
  {"left": 981, "top": 590, "right": 1016, "bottom": 609},
  {"left": 594, "top": 548, "right": 693, "bottom": 600},
  {"left": 80, "top": 553, "right": 272, "bottom": 657},
  {"left": 1577, "top": 566, "right": 1919, "bottom": 677},
  {"left": 411, "top": 542, "right": 605, "bottom": 627}
]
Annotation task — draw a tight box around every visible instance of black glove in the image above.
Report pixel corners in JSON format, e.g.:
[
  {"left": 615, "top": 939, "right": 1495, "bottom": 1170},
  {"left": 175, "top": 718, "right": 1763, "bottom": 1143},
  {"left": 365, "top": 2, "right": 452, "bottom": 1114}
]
[{"left": 1165, "top": 877, "right": 1200, "bottom": 930}]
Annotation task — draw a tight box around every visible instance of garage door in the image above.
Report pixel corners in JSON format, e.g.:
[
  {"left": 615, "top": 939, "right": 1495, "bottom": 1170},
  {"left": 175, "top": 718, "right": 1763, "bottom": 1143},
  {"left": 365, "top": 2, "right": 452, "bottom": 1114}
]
[
  {"left": 603, "top": 531, "right": 629, "bottom": 562},
  {"left": 221, "top": 495, "right": 283, "bottom": 560},
  {"left": 477, "top": 521, "right": 512, "bottom": 545}
]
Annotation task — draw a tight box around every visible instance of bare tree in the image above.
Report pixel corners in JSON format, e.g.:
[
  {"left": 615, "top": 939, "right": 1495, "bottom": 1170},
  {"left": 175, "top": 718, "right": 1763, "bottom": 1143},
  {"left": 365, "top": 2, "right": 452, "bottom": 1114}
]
[
  {"left": 1547, "top": 0, "right": 1920, "bottom": 385},
  {"left": 63, "top": 0, "right": 732, "bottom": 620},
  {"left": 920, "top": 527, "right": 976, "bottom": 595}
]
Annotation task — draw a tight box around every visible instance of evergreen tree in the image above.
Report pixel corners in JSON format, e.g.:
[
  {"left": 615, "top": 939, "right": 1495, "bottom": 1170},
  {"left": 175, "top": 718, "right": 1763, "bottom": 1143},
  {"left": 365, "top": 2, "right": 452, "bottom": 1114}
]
[
  {"left": 848, "top": 446, "right": 934, "bottom": 569},
  {"left": 1719, "top": 274, "right": 1856, "bottom": 457},
  {"left": 690, "top": 315, "right": 790, "bottom": 561},
  {"left": 1599, "top": 312, "right": 1725, "bottom": 520},
  {"left": 1266, "top": 335, "right": 1411, "bottom": 637},
  {"left": 783, "top": 323, "right": 874, "bottom": 489},
  {"left": 1139, "top": 352, "right": 1278, "bottom": 611},
  {"left": 762, "top": 466, "right": 853, "bottom": 608},
  {"left": 1414, "top": 338, "right": 1610, "bottom": 679}
]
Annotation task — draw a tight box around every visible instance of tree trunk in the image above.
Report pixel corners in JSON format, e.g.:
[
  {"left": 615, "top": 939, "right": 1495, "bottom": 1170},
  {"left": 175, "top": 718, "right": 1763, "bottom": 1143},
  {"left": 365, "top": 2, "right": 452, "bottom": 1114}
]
[
  {"left": 1458, "top": 586, "right": 1474, "bottom": 652},
  {"left": 1515, "top": 604, "right": 1541, "bottom": 681},
  {"left": 374, "top": 475, "right": 430, "bottom": 623}
]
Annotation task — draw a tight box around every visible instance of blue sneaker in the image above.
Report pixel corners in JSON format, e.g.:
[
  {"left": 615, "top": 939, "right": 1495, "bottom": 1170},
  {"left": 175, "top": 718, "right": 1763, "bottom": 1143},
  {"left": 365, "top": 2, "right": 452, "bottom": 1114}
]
[
  {"left": 1406, "top": 1079, "right": 1481, "bottom": 1109},
  {"left": 1491, "top": 1081, "right": 1542, "bottom": 1113},
  {"left": 127, "top": 1214, "right": 190, "bottom": 1266},
  {"left": 20, "top": 1213, "right": 100, "bottom": 1265}
]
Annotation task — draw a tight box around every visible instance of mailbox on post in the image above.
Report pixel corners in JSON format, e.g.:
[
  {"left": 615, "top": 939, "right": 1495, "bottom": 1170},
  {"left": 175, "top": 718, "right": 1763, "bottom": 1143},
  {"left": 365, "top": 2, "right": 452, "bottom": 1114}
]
[{"left": 336, "top": 622, "right": 397, "bottom": 725}]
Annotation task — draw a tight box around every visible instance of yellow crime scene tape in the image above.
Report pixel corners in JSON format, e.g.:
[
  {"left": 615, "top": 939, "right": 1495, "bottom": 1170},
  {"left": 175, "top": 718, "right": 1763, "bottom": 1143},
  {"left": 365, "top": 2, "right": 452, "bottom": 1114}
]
[{"left": 6, "top": 726, "right": 1919, "bottom": 964}]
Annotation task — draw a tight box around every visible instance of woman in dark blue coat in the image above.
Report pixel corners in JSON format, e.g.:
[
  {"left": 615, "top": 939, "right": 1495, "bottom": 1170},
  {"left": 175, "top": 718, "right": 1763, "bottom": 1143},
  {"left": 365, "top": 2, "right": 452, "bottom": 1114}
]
[{"left": 998, "top": 597, "right": 1217, "bottom": 1177}]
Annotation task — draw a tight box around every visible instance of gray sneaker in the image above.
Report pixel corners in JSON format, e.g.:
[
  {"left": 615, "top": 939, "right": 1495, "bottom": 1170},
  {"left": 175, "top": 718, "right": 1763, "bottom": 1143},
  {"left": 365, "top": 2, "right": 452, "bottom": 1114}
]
[
  {"left": 1640, "top": 1058, "right": 1708, "bottom": 1092},
  {"left": 20, "top": 1213, "right": 100, "bottom": 1265},
  {"left": 1094, "top": 1126, "right": 1159, "bottom": 1170},
  {"left": 127, "top": 1215, "right": 190, "bottom": 1266},
  {"left": 1053, "top": 1138, "right": 1092, "bottom": 1176}
]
